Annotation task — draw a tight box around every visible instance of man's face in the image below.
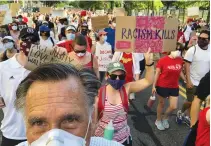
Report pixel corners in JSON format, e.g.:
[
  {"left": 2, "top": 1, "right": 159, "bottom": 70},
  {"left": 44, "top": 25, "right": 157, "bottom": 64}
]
[{"left": 25, "top": 76, "right": 92, "bottom": 144}]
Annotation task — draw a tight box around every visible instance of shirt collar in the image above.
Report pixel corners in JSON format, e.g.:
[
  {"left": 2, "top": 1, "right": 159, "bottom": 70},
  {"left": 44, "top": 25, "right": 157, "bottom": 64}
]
[{"left": 9, "top": 54, "right": 23, "bottom": 69}]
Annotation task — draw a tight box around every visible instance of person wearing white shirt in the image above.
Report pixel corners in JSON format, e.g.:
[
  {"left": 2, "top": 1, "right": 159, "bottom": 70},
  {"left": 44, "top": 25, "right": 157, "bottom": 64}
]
[
  {"left": 39, "top": 25, "right": 58, "bottom": 48},
  {"left": 184, "top": 18, "right": 193, "bottom": 49},
  {"left": 177, "top": 30, "right": 210, "bottom": 125},
  {"left": 0, "top": 27, "right": 40, "bottom": 146},
  {"left": 16, "top": 63, "right": 123, "bottom": 146},
  {"left": 95, "top": 30, "right": 112, "bottom": 82}
]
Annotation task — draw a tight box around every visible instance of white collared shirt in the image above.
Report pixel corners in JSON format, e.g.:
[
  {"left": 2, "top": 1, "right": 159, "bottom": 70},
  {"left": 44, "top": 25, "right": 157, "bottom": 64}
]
[
  {"left": 0, "top": 54, "right": 30, "bottom": 140},
  {"left": 17, "top": 137, "right": 124, "bottom": 146}
]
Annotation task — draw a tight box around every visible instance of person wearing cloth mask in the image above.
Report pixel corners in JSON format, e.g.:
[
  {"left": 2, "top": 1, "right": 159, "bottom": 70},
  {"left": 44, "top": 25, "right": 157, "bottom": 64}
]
[
  {"left": 80, "top": 23, "right": 92, "bottom": 52},
  {"left": 1, "top": 36, "right": 18, "bottom": 61},
  {"left": 95, "top": 30, "right": 112, "bottom": 82},
  {"left": 17, "top": 15, "right": 28, "bottom": 31},
  {"left": 39, "top": 25, "right": 57, "bottom": 48},
  {"left": 41, "top": 21, "right": 55, "bottom": 38},
  {"left": 177, "top": 30, "right": 210, "bottom": 126},
  {"left": 58, "top": 18, "right": 68, "bottom": 41},
  {"left": 57, "top": 25, "right": 77, "bottom": 53},
  {"left": 15, "top": 63, "right": 123, "bottom": 146},
  {"left": 94, "top": 49, "right": 154, "bottom": 146},
  {"left": 112, "top": 51, "right": 143, "bottom": 100},
  {"left": 0, "top": 28, "right": 39, "bottom": 146},
  {"left": 152, "top": 47, "right": 186, "bottom": 131},
  {"left": 69, "top": 35, "right": 99, "bottom": 78},
  {"left": 9, "top": 22, "right": 20, "bottom": 50},
  {"left": 104, "top": 17, "right": 116, "bottom": 54}
]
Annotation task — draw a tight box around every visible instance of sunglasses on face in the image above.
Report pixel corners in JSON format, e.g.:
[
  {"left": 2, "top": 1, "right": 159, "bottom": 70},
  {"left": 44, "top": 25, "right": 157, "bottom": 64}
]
[
  {"left": 198, "top": 37, "right": 209, "bottom": 41},
  {"left": 21, "top": 35, "right": 35, "bottom": 42},
  {"left": 109, "top": 74, "right": 126, "bottom": 80},
  {"left": 74, "top": 49, "right": 86, "bottom": 53}
]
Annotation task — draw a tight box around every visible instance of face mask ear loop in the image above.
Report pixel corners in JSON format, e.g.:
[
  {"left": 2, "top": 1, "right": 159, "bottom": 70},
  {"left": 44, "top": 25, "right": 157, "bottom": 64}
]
[{"left": 83, "top": 107, "right": 93, "bottom": 146}]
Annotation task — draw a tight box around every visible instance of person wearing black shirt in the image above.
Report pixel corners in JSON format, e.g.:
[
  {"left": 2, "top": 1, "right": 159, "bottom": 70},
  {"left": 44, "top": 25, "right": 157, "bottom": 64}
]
[{"left": 190, "top": 71, "right": 210, "bottom": 127}]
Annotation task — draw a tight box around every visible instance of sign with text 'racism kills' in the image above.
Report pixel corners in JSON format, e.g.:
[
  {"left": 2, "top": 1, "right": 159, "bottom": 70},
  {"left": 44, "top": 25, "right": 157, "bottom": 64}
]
[
  {"left": 115, "top": 16, "right": 179, "bottom": 53},
  {"left": 25, "top": 44, "right": 81, "bottom": 71}
]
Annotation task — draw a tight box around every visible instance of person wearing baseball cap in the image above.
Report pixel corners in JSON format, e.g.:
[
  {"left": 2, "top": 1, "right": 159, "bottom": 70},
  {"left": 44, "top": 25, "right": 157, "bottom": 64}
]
[
  {"left": 95, "top": 30, "right": 112, "bottom": 82},
  {"left": 95, "top": 49, "right": 154, "bottom": 145},
  {"left": 79, "top": 23, "right": 92, "bottom": 52}
]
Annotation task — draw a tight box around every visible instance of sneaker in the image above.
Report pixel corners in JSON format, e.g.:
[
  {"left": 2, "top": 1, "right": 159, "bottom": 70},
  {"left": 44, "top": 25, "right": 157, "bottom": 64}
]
[
  {"left": 176, "top": 110, "right": 184, "bottom": 125},
  {"left": 183, "top": 116, "right": 191, "bottom": 127},
  {"left": 155, "top": 120, "right": 165, "bottom": 131},
  {"left": 162, "top": 119, "right": 169, "bottom": 129}
]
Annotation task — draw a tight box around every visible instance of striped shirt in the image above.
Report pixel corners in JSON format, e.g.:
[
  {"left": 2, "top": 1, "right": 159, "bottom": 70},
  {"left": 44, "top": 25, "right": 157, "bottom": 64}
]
[{"left": 95, "top": 96, "right": 130, "bottom": 143}]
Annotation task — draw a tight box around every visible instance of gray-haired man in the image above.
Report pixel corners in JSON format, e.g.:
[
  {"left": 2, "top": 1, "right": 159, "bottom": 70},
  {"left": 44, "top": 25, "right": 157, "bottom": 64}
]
[{"left": 16, "top": 63, "right": 123, "bottom": 146}]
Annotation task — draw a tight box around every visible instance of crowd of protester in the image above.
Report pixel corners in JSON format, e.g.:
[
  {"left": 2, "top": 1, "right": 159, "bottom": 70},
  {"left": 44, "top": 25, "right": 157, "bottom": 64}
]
[{"left": 0, "top": 9, "right": 209, "bottom": 146}]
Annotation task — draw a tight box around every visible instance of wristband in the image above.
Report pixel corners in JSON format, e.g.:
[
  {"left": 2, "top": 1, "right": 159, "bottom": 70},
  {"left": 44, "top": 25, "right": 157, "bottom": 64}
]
[{"left": 146, "top": 62, "right": 154, "bottom": 66}]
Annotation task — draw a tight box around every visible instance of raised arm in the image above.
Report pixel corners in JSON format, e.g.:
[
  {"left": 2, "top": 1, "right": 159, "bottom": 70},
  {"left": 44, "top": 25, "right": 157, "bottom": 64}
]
[{"left": 125, "top": 49, "right": 154, "bottom": 94}]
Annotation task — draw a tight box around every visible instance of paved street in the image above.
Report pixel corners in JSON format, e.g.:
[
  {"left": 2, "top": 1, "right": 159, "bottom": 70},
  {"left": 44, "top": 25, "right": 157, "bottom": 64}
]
[{"left": 0, "top": 83, "right": 189, "bottom": 146}]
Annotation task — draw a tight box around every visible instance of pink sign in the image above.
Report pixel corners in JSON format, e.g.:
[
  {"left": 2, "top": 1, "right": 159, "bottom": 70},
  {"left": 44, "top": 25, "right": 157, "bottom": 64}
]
[
  {"left": 135, "top": 16, "right": 165, "bottom": 53},
  {"left": 116, "top": 41, "right": 131, "bottom": 49}
]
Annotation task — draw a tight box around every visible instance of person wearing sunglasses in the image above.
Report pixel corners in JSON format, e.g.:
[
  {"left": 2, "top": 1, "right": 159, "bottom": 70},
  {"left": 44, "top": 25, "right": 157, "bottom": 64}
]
[
  {"left": 151, "top": 46, "right": 186, "bottom": 131},
  {"left": 177, "top": 30, "right": 210, "bottom": 126},
  {"left": 68, "top": 34, "right": 99, "bottom": 78},
  {"left": 94, "top": 49, "right": 154, "bottom": 146}
]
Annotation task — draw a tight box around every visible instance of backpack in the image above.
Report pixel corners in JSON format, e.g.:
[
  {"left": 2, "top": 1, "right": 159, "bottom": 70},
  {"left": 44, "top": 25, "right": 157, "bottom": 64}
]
[{"left": 98, "top": 85, "right": 129, "bottom": 120}]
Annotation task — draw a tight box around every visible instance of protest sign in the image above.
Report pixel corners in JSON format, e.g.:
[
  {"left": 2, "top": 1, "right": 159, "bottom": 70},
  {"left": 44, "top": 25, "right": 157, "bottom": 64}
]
[
  {"left": 115, "top": 16, "right": 178, "bottom": 53},
  {"left": 0, "top": 4, "right": 12, "bottom": 25},
  {"left": 40, "top": 7, "right": 52, "bottom": 14},
  {"left": 0, "top": 4, "right": 9, "bottom": 11},
  {"left": 113, "top": 8, "right": 126, "bottom": 17},
  {"left": 10, "top": 3, "right": 20, "bottom": 17},
  {"left": 95, "top": 10, "right": 104, "bottom": 16},
  {"left": 52, "top": 10, "right": 66, "bottom": 18},
  {"left": 25, "top": 45, "right": 81, "bottom": 71},
  {"left": 97, "top": 45, "right": 112, "bottom": 72},
  {"left": 91, "top": 16, "right": 109, "bottom": 30},
  {"left": 0, "top": 11, "right": 6, "bottom": 25},
  {"left": 187, "top": 7, "right": 199, "bottom": 18}
]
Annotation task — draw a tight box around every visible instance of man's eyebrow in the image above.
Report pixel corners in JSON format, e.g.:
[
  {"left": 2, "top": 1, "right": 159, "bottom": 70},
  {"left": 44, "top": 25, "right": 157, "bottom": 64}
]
[
  {"left": 28, "top": 117, "right": 47, "bottom": 124},
  {"left": 59, "top": 114, "right": 82, "bottom": 122}
]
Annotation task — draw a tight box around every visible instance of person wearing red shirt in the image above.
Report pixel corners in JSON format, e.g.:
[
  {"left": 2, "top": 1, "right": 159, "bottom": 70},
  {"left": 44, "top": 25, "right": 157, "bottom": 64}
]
[
  {"left": 17, "top": 15, "right": 28, "bottom": 31},
  {"left": 152, "top": 48, "right": 186, "bottom": 131},
  {"left": 195, "top": 96, "right": 210, "bottom": 146}
]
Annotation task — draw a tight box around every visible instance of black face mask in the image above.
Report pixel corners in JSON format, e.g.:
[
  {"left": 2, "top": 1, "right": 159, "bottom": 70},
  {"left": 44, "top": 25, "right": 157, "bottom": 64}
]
[
  {"left": 198, "top": 38, "right": 209, "bottom": 49},
  {"left": 81, "top": 30, "right": 87, "bottom": 36},
  {"left": 40, "top": 31, "right": 50, "bottom": 37}
]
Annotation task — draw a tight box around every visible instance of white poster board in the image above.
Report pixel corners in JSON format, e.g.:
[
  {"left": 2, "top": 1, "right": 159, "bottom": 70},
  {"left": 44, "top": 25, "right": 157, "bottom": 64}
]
[
  {"left": 187, "top": 7, "right": 199, "bottom": 17},
  {"left": 52, "top": 10, "right": 67, "bottom": 18},
  {"left": 95, "top": 10, "right": 104, "bottom": 16},
  {"left": 0, "top": 4, "right": 12, "bottom": 25}
]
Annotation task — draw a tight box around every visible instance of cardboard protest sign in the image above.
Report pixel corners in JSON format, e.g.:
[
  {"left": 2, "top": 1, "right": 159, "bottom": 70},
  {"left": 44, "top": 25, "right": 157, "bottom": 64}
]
[
  {"left": 115, "top": 16, "right": 178, "bottom": 53},
  {"left": 187, "top": 7, "right": 199, "bottom": 18},
  {"left": 40, "top": 7, "right": 52, "bottom": 14},
  {"left": 113, "top": 8, "right": 126, "bottom": 17},
  {"left": 91, "top": 16, "right": 109, "bottom": 30},
  {"left": 25, "top": 45, "right": 81, "bottom": 71},
  {"left": 0, "top": 11, "right": 6, "bottom": 25},
  {"left": 10, "top": 3, "right": 20, "bottom": 17},
  {"left": 52, "top": 10, "right": 67, "bottom": 18}
]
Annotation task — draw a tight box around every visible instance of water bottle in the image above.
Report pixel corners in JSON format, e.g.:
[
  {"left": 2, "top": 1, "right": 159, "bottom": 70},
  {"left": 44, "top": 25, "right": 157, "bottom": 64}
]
[
  {"left": 147, "top": 94, "right": 156, "bottom": 109},
  {"left": 104, "top": 120, "right": 114, "bottom": 140}
]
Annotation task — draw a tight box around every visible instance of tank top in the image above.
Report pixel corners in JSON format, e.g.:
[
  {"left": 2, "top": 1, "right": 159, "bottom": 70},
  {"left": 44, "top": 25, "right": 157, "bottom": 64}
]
[
  {"left": 196, "top": 107, "right": 210, "bottom": 146},
  {"left": 84, "top": 54, "right": 93, "bottom": 69},
  {"left": 95, "top": 96, "right": 130, "bottom": 143},
  {"left": 120, "top": 53, "right": 133, "bottom": 83}
]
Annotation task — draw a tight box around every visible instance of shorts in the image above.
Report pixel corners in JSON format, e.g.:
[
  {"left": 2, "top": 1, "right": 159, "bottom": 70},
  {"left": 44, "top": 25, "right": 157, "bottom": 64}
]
[
  {"left": 186, "top": 86, "right": 197, "bottom": 102},
  {"left": 156, "top": 86, "right": 179, "bottom": 98}
]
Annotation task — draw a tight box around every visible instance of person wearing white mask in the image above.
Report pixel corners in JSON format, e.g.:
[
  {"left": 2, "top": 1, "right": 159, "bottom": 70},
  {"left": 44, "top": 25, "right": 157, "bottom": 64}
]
[
  {"left": 152, "top": 47, "right": 186, "bottom": 131},
  {"left": 68, "top": 35, "right": 99, "bottom": 78},
  {"left": 15, "top": 63, "right": 123, "bottom": 146},
  {"left": 9, "top": 22, "right": 20, "bottom": 50},
  {"left": 95, "top": 30, "right": 112, "bottom": 82}
]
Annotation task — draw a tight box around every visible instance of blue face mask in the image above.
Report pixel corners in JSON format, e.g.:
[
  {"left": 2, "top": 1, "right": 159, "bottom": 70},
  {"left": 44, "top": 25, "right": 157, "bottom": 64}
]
[
  {"left": 66, "top": 33, "right": 75, "bottom": 40},
  {"left": 107, "top": 78, "right": 125, "bottom": 90}
]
